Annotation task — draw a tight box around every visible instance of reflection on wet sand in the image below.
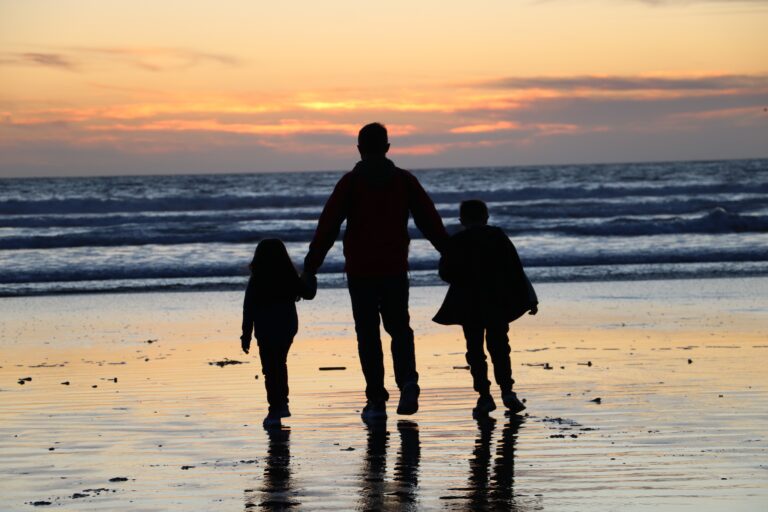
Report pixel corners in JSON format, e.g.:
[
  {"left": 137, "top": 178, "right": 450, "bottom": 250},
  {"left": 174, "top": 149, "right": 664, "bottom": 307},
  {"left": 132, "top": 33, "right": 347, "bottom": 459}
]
[
  {"left": 358, "top": 420, "right": 421, "bottom": 511},
  {"left": 446, "top": 415, "right": 524, "bottom": 510},
  {"left": 245, "top": 425, "right": 297, "bottom": 510}
]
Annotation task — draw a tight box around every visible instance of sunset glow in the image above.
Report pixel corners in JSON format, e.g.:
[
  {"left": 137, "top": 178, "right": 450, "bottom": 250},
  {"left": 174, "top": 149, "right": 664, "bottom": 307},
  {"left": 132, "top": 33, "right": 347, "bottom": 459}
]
[{"left": 1, "top": 0, "right": 766, "bottom": 176}]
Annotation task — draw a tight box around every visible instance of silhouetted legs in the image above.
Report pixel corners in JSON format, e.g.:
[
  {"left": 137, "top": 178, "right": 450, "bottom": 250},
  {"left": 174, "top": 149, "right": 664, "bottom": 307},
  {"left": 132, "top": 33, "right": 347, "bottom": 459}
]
[
  {"left": 348, "top": 274, "right": 418, "bottom": 404},
  {"left": 462, "top": 323, "right": 514, "bottom": 396},
  {"left": 257, "top": 336, "right": 293, "bottom": 411}
]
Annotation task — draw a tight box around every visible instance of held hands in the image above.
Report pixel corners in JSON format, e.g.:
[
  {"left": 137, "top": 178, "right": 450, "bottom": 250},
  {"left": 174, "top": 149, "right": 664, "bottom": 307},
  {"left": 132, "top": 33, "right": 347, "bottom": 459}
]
[
  {"left": 528, "top": 306, "right": 538, "bottom": 316},
  {"left": 240, "top": 334, "right": 251, "bottom": 354}
]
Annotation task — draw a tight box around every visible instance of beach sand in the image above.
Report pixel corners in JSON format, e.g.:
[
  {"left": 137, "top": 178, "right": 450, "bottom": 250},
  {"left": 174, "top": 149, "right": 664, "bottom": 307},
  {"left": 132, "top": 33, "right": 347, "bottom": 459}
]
[{"left": 1, "top": 278, "right": 767, "bottom": 510}]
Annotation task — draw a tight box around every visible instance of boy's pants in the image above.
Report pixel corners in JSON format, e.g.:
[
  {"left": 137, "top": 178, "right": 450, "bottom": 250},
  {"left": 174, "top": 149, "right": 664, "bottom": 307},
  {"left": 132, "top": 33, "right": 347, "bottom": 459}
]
[
  {"left": 347, "top": 273, "right": 419, "bottom": 404},
  {"left": 257, "top": 336, "right": 293, "bottom": 410},
  {"left": 462, "top": 323, "right": 514, "bottom": 395}
]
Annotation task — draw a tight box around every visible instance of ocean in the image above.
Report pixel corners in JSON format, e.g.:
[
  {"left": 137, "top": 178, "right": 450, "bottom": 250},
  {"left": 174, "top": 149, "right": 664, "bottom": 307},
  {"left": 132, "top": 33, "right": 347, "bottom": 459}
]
[{"left": 1, "top": 159, "right": 766, "bottom": 296}]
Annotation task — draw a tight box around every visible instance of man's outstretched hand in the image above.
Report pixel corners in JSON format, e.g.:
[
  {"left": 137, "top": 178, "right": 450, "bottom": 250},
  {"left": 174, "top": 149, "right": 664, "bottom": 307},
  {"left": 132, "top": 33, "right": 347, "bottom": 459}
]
[
  {"left": 529, "top": 306, "right": 538, "bottom": 316},
  {"left": 240, "top": 335, "right": 251, "bottom": 354}
]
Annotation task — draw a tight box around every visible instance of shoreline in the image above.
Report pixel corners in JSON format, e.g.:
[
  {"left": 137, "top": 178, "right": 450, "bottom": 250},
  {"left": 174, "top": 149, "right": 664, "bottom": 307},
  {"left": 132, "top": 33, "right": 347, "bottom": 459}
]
[{"left": 4, "top": 267, "right": 768, "bottom": 298}]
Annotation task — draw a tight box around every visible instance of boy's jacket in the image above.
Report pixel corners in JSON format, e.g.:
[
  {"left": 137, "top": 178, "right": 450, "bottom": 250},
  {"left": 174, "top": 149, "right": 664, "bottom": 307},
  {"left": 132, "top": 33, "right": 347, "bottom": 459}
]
[{"left": 433, "top": 225, "right": 537, "bottom": 325}]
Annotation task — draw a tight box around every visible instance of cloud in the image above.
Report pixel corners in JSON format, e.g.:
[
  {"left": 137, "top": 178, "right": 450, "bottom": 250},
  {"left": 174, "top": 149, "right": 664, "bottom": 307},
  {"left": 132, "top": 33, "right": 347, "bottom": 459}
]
[
  {"left": 0, "top": 46, "right": 240, "bottom": 73},
  {"left": 72, "top": 46, "right": 241, "bottom": 72},
  {"left": 632, "top": 0, "right": 768, "bottom": 5},
  {"left": 2, "top": 71, "right": 766, "bottom": 176},
  {"left": 479, "top": 74, "right": 768, "bottom": 92},
  {"left": 0, "top": 52, "right": 78, "bottom": 71},
  {"left": 449, "top": 121, "right": 522, "bottom": 134}
]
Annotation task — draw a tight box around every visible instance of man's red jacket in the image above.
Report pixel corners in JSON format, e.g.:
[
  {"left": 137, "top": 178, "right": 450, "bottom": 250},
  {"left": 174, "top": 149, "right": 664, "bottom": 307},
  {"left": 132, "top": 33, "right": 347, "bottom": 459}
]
[{"left": 304, "top": 158, "right": 448, "bottom": 277}]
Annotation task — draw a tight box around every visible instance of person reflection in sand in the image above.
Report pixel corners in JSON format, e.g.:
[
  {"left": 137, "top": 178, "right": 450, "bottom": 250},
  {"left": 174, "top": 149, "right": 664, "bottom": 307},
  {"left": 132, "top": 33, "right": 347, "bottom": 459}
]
[
  {"left": 244, "top": 425, "right": 297, "bottom": 510},
  {"left": 357, "top": 419, "right": 421, "bottom": 511},
  {"left": 358, "top": 419, "right": 389, "bottom": 511},
  {"left": 462, "top": 416, "right": 524, "bottom": 511},
  {"left": 393, "top": 420, "right": 421, "bottom": 509}
]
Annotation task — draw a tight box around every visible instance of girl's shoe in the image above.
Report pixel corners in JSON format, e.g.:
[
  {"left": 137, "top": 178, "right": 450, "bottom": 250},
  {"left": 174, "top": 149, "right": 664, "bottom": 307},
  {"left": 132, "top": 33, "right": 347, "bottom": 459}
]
[
  {"left": 472, "top": 394, "right": 497, "bottom": 419},
  {"left": 263, "top": 412, "right": 281, "bottom": 427}
]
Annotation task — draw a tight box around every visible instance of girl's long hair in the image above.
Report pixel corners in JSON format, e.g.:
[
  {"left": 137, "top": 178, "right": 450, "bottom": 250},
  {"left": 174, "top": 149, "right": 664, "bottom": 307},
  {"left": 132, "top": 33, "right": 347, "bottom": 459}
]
[{"left": 248, "top": 239, "right": 299, "bottom": 300}]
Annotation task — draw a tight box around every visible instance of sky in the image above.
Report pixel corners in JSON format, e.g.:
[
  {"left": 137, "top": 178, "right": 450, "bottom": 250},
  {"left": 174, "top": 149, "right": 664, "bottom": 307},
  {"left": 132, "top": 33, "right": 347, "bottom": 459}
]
[{"left": 1, "top": 0, "right": 767, "bottom": 177}]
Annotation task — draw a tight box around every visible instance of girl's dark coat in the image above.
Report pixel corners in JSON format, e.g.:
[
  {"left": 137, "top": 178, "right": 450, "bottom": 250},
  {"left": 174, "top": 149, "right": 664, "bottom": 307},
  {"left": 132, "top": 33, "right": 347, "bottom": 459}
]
[{"left": 242, "top": 273, "right": 317, "bottom": 341}]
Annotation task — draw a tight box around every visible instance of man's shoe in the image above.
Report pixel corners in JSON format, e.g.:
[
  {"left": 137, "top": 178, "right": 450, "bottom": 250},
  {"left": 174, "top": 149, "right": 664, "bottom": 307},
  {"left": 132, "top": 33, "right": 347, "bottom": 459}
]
[
  {"left": 502, "top": 391, "right": 526, "bottom": 414},
  {"left": 472, "top": 394, "right": 497, "bottom": 419},
  {"left": 397, "top": 382, "right": 420, "bottom": 415},
  {"left": 361, "top": 401, "right": 387, "bottom": 422}
]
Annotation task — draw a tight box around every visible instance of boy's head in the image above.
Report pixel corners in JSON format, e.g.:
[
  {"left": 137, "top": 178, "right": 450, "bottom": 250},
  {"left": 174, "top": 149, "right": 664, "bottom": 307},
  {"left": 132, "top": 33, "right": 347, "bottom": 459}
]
[
  {"left": 357, "top": 122, "right": 390, "bottom": 158},
  {"left": 459, "top": 199, "right": 489, "bottom": 227}
]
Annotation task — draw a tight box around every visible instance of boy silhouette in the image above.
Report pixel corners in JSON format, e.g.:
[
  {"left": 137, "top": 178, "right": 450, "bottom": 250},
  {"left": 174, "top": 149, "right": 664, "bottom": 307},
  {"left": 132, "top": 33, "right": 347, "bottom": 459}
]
[{"left": 433, "top": 199, "right": 537, "bottom": 418}]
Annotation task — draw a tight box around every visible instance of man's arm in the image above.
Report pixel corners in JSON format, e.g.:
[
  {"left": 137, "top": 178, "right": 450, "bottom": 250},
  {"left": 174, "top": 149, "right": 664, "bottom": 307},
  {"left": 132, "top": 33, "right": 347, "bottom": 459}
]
[
  {"left": 405, "top": 172, "right": 449, "bottom": 253},
  {"left": 303, "top": 173, "right": 352, "bottom": 274}
]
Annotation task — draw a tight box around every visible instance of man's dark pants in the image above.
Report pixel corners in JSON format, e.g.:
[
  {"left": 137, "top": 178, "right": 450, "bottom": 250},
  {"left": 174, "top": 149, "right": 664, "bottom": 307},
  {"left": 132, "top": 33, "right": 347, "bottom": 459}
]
[
  {"left": 461, "top": 323, "right": 514, "bottom": 396},
  {"left": 347, "top": 273, "right": 418, "bottom": 404}
]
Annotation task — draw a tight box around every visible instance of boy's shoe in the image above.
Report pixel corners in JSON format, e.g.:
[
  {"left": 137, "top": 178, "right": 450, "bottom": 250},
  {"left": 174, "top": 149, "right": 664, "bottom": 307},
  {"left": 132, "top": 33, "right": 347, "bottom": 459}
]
[
  {"left": 361, "top": 401, "right": 387, "bottom": 422},
  {"left": 396, "top": 382, "right": 420, "bottom": 415},
  {"left": 502, "top": 392, "right": 526, "bottom": 414},
  {"left": 472, "top": 394, "right": 497, "bottom": 419}
]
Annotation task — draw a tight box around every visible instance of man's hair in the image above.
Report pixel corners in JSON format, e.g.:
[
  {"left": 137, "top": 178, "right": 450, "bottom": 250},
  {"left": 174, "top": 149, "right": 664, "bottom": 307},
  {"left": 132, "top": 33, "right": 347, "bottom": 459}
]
[
  {"left": 460, "top": 199, "right": 489, "bottom": 223},
  {"left": 358, "top": 122, "right": 389, "bottom": 153}
]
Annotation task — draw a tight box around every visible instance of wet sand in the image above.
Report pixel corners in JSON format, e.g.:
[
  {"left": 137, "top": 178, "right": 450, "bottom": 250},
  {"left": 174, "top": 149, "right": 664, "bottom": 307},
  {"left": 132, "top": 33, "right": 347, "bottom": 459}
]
[{"left": 1, "top": 278, "right": 767, "bottom": 510}]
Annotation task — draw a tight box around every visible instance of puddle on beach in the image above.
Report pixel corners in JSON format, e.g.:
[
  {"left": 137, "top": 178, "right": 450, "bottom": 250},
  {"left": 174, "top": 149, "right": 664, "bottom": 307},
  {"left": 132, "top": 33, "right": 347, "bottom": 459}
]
[{"left": 1, "top": 280, "right": 767, "bottom": 510}]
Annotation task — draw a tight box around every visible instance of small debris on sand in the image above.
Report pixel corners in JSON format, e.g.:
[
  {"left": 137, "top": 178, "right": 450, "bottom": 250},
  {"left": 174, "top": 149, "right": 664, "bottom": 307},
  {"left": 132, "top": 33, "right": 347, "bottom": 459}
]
[
  {"left": 108, "top": 477, "right": 128, "bottom": 482},
  {"left": 543, "top": 363, "right": 553, "bottom": 370},
  {"left": 208, "top": 359, "right": 245, "bottom": 367},
  {"left": 341, "top": 446, "right": 355, "bottom": 451},
  {"left": 18, "top": 377, "right": 32, "bottom": 385},
  {"left": 29, "top": 501, "right": 52, "bottom": 506},
  {"left": 688, "top": 358, "right": 693, "bottom": 364},
  {"left": 71, "top": 493, "right": 88, "bottom": 499},
  {"left": 146, "top": 339, "right": 157, "bottom": 344},
  {"left": 61, "top": 381, "right": 70, "bottom": 386},
  {"left": 319, "top": 367, "right": 346, "bottom": 371},
  {"left": 452, "top": 365, "right": 470, "bottom": 370},
  {"left": 181, "top": 465, "right": 195, "bottom": 470},
  {"left": 254, "top": 375, "right": 259, "bottom": 379},
  {"left": 577, "top": 361, "right": 593, "bottom": 367},
  {"left": 590, "top": 397, "right": 602, "bottom": 404}
]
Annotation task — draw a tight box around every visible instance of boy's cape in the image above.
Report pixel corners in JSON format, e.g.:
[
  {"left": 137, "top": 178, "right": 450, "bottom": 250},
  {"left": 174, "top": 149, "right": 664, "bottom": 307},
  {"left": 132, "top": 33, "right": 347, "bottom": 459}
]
[
  {"left": 432, "top": 226, "right": 538, "bottom": 326},
  {"left": 433, "top": 271, "right": 537, "bottom": 325}
]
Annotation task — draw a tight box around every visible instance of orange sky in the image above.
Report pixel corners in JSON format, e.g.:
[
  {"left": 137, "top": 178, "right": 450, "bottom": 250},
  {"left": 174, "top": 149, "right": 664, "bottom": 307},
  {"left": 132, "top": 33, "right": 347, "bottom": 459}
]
[{"left": 1, "top": 0, "right": 767, "bottom": 176}]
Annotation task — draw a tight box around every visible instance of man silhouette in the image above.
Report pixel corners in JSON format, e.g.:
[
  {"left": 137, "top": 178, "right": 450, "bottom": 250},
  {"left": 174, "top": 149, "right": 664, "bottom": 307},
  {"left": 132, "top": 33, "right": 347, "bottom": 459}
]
[{"left": 304, "top": 122, "right": 448, "bottom": 421}]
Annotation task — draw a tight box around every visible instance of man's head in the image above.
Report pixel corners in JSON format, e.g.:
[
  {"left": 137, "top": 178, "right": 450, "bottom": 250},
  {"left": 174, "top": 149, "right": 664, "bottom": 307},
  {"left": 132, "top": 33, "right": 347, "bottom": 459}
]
[
  {"left": 459, "top": 199, "right": 489, "bottom": 227},
  {"left": 357, "top": 122, "right": 390, "bottom": 159}
]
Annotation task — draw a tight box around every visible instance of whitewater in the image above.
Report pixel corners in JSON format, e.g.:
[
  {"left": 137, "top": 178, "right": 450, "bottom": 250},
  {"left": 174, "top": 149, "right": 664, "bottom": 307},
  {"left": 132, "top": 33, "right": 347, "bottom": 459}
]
[{"left": 1, "top": 159, "right": 766, "bottom": 296}]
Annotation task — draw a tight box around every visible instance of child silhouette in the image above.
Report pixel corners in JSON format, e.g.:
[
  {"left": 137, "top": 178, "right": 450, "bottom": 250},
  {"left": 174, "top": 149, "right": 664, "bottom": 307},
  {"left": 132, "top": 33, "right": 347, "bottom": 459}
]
[
  {"left": 241, "top": 239, "right": 316, "bottom": 426},
  {"left": 433, "top": 200, "right": 537, "bottom": 418}
]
